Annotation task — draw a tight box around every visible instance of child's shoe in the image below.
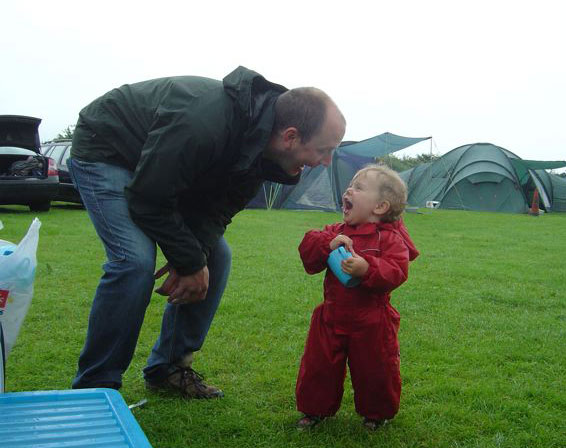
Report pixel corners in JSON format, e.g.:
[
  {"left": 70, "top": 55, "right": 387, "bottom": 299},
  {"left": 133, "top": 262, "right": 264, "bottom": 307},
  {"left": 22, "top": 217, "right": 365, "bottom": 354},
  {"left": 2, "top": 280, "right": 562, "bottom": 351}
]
[
  {"left": 296, "top": 414, "right": 325, "bottom": 430},
  {"left": 363, "top": 417, "right": 386, "bottom": 430}
]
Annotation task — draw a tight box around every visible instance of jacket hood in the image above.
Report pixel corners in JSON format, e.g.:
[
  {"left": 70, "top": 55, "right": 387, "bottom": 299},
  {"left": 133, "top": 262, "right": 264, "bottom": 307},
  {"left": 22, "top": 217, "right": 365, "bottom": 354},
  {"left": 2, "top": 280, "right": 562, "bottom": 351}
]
[
  {"left": 223, "top": 66, "right": 288, "bottom": 120},
  {"left": 223, "top": 66, "right": 299, "bottom": 184},
  {"left": 387, "top": 219, "right": 420, "bottom": 261}
]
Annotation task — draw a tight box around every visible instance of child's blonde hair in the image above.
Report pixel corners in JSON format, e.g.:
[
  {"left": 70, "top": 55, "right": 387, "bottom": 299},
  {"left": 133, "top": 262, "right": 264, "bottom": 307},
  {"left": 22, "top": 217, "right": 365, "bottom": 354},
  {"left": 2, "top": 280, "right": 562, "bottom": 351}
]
[{"left": 353, "top": 164, "right": 408, "bottom": 222}]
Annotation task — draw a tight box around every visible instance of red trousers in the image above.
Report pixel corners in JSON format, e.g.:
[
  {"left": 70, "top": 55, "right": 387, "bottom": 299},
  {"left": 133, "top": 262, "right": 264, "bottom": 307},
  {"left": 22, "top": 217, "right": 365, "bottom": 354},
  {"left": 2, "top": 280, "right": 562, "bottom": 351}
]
[{"left": 296, "top": 302, "right": 401, "bottom": 420}]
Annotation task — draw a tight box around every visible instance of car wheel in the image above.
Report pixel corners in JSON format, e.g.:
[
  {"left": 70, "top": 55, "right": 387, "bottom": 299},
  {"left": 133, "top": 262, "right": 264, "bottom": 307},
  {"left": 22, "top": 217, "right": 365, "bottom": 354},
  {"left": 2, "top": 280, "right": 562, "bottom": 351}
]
[{"left": 29, "top": 201, "right": 51, "bottom": 212}]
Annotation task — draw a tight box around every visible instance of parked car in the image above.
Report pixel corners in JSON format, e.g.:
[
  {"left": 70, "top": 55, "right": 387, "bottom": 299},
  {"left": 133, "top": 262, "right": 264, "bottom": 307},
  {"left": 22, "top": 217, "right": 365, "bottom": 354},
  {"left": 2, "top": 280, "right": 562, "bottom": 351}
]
[
  {"left": 42, "top": 139, "right": 82, "bottom": 204},
  {"left": 0, "top": 115, "right": 59, "bottom": 212}
]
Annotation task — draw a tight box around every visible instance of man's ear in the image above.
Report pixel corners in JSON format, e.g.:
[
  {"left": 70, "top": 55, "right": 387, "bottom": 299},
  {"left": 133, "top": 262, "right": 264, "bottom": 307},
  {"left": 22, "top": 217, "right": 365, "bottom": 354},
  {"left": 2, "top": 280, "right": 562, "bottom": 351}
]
[
  {"left": 281, "top": 127, "right": 299, "bottom": 149},
  {"left": 374, "top": 200, "right": 391, "bottom": 217}
]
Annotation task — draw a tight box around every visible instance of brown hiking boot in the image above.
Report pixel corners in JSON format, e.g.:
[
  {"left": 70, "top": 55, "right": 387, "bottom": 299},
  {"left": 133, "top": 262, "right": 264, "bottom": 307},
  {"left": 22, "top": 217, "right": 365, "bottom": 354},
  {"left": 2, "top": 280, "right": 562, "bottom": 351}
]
[{"left": 146, "top": 367, "right": 224, "bottom": 399}]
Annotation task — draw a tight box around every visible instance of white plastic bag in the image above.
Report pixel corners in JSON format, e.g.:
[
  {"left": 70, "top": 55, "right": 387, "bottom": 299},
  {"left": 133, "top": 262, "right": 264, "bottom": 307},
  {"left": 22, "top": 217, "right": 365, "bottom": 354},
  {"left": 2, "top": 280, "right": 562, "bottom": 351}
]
[
  {"left": 0, "top": 218, "right": 41, "bottom": 358},
  {"left": 1, "top": 320, "right": 4, "bottom": 392}
]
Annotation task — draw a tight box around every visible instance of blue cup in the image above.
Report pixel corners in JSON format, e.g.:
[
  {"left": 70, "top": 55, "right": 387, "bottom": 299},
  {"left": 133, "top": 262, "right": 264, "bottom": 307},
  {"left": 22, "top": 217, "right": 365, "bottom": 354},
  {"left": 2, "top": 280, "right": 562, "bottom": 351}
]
[{"left": 327, "top": 247, "right": 361, "bottom": 288}]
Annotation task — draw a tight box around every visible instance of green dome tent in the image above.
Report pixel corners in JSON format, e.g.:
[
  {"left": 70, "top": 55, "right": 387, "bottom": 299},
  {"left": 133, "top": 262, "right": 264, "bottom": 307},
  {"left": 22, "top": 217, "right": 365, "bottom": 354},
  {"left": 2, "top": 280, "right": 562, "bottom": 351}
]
[{"left": 400, "top": 143, "right": 566, "bottom": 213}]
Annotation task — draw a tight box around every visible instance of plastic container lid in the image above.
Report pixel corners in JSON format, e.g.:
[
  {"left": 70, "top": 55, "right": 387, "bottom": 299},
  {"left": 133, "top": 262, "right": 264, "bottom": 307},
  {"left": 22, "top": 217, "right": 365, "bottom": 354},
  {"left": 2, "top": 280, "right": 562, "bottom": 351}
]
[{"left": 0, "top": 388, "right": 152, "bottom": 447}]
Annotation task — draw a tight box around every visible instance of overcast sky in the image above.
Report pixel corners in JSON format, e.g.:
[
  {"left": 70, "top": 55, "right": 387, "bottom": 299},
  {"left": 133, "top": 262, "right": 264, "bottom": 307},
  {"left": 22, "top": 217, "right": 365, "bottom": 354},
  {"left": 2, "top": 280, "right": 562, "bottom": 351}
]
[{"left": 2, "top": 0, "right": 565, "bottom": 165}]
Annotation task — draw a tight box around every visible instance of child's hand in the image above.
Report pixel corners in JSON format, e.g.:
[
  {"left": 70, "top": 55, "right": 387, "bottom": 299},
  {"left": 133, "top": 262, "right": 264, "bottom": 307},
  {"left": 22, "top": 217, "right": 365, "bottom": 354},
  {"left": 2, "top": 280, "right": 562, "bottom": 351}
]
[
  {"left": 341, "top": 251, "right": 369, "bottom": 278},
  {"left": 330, "top": 234, "right": 353, "bottom": 251}
]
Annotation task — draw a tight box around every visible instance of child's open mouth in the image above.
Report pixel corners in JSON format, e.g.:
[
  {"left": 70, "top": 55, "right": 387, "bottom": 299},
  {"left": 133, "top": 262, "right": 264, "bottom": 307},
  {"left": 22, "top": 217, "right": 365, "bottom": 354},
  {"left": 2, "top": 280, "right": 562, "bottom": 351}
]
[{"left": 342, "top": 197, "right": 353, "bottom": 214}]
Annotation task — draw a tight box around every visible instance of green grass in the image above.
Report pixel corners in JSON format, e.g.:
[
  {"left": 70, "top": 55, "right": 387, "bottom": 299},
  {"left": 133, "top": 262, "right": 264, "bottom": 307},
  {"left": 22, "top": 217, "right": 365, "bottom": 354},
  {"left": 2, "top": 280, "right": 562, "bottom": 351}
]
[{"left": 1, "top": 204, "right": 565, "bottom": 448}]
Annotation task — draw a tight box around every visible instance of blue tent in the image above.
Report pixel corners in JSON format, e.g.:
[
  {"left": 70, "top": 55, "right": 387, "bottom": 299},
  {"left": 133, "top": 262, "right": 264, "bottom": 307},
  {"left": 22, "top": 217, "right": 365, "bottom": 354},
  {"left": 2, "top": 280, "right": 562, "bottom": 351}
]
[{"left": 248, "top": 132, "right": 431, "bottom": 211}]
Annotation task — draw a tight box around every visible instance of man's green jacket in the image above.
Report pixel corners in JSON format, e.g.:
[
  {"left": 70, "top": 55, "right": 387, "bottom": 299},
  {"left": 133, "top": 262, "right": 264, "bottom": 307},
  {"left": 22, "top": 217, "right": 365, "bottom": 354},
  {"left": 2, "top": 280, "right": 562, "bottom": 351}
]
[{"left": 72, "top": 66, "right": 299, "bottom": 275}]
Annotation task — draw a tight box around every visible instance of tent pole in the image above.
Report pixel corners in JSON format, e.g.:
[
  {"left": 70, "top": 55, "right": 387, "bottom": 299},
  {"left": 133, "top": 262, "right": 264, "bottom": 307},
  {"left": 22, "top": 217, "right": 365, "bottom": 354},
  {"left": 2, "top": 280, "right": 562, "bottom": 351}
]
[{"left": 330, "top": 151, "right": 336, "bottom": 210}]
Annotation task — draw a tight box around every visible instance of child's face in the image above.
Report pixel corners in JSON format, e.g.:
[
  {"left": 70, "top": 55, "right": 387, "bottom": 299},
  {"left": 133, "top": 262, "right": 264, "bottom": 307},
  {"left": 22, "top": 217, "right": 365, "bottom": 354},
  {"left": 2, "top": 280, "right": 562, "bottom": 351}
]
[{"left": 342, "top": 172, "right": 386, "bottom": 226}]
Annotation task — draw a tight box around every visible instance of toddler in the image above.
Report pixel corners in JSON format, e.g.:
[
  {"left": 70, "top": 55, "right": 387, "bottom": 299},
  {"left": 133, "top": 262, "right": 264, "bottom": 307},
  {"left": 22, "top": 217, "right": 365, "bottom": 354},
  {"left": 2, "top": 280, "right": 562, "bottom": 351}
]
[{"left": 296, "top": 164, "right": 419, "bottom": 430}]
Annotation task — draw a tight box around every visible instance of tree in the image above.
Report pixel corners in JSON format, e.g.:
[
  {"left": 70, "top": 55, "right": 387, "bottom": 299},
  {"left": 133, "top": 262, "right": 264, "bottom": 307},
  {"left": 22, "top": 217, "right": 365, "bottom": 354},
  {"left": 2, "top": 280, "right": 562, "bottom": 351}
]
[
  {"left": 54, "top": 125, "right": 75, "bottom": 140},
  {"left": 376, "top": 153, "right": 440, "bottom": 172}
]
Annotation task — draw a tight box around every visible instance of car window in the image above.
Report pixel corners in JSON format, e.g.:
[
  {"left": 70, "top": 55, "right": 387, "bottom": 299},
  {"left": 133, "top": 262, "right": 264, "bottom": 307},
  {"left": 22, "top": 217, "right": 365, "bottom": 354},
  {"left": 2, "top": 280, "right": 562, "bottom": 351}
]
[
  {"left": 43, "top": 146, "right": 53, "bottom": 156},
  {"left": 61, "top": 146, "right": 72, "bottom": 167},
  {"left": 48, "top": 145, "right": 67, "bottom": 164}
]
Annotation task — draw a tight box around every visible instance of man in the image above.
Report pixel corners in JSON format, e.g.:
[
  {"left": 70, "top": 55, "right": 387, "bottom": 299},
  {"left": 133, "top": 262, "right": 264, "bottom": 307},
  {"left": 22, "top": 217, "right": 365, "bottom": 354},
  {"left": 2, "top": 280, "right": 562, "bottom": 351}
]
[{"left": 68, "top": 66, "right": 346, "bottom": 398}]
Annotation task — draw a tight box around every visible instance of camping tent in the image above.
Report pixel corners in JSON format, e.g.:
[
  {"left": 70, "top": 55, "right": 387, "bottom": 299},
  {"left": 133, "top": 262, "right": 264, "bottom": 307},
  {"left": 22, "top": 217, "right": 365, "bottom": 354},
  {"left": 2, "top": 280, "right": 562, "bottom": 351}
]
[
  {"left": 521, "top": 167, "right": 566, "bottom": 212},
  {"left": 400, "top": 143, "right": 566, "bottom": 213},
  {"left": 248, "top": 132, "right": 431, "bottom": 211},
  {"left": 548, "top": 173, "right": 566, "bottom": 211}
]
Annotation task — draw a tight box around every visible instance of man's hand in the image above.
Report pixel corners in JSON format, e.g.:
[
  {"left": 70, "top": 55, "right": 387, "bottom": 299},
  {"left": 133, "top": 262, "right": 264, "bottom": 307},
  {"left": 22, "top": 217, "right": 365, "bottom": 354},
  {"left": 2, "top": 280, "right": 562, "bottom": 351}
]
[
  {"left": 154, "top": 263, "right": 210, "bottom": 305},
  {"left": 341, "top": 250, "right": 369, "bottom": 278},
  {"left": 329, "top": 234, "right": 353, "bottom": 251},
  {"left": 155, "top": 263, "right": 178, "bottom": 296}
]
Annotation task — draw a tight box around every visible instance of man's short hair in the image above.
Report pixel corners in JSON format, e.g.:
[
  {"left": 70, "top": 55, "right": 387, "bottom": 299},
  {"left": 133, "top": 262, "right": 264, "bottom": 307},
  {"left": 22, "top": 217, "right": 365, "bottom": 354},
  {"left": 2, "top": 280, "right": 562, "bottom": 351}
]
[
  {"left": 354, "top": 164, "right": 408, "bottom": 222},
  {"left": 272, "top": 87, "right": 332, "bottom": 143}
]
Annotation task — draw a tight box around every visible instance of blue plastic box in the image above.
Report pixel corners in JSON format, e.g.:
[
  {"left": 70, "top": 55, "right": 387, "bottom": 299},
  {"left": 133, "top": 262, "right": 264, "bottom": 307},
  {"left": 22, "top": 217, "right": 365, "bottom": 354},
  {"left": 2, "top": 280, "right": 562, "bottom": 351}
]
[
  {"left": 327, "top": 246, "right": 361, "bottom": 288},
  {"left": 0, "top": 388, "right": 152, "bottom": 447}
]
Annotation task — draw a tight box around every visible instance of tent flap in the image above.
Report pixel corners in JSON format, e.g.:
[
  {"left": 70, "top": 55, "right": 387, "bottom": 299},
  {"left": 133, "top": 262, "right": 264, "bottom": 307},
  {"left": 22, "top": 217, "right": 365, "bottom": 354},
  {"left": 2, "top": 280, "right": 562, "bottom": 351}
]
[
  {"left": 339, "top": 132, "right": 431, "bottom": 158},
  {"left": 511, "top": 159, "right": 566, "bottom": 171}
]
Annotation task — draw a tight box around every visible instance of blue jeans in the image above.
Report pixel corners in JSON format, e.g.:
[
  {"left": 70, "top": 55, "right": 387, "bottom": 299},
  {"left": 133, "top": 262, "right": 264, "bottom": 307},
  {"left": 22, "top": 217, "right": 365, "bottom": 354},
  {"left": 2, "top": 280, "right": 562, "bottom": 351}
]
[{"left": 67, "top": 158, "right": 231, "bottom": 388}]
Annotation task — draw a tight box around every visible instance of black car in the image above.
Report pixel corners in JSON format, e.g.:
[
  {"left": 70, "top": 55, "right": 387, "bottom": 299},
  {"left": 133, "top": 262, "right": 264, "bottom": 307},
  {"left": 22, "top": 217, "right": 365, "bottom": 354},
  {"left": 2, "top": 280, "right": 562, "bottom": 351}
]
[
  {"left": 0, "top": 115, "right": 59, "bottom": 212},
  {"left": 42, "top": 139, "right": 82, "bottom": 204}
]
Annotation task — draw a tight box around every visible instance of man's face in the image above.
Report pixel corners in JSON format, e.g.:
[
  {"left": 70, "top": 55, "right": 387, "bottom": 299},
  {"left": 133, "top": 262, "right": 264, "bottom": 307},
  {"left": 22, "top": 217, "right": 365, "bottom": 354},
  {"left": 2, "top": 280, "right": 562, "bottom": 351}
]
[{"left": 279, "top": 105, "right": 346, "bottom": 176}]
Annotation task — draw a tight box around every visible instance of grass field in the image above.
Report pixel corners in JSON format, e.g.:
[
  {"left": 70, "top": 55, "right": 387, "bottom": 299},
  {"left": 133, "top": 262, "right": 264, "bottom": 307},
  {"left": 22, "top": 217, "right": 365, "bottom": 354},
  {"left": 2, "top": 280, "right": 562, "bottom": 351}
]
[{"left": 1, "top": 204, "right": 565, "bottom": 447}]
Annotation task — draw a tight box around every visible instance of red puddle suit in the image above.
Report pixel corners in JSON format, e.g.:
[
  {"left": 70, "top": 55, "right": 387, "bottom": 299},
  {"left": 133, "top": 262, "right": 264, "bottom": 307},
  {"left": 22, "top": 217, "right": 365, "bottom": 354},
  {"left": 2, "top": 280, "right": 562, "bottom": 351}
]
[{"left": 296, "top": 219, "right": 419, "bottom": 420}]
